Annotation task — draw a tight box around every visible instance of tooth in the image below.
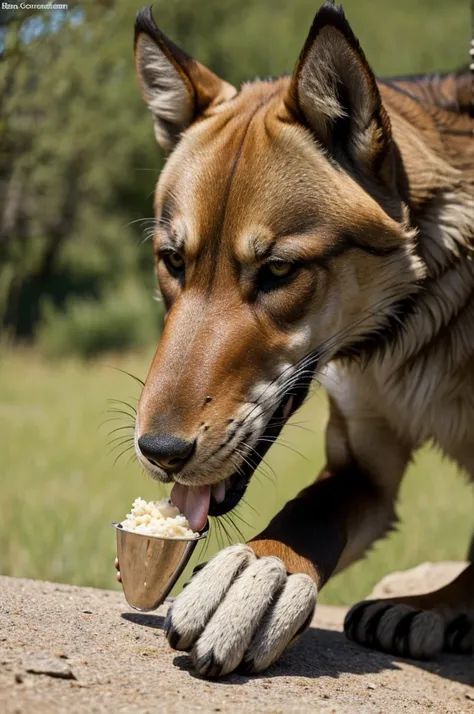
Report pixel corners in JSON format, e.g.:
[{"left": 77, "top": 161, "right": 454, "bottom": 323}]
[{"left": 212, "top": 481, "right": 226, "bottom": 504}]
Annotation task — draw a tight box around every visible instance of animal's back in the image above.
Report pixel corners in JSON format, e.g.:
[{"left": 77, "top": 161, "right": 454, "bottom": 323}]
[
  {"left": 379, "top": 69, "right": 474, "bottom": 180},
  {"left": 334, "top": 69, "right": 474, "bottom": 467}
]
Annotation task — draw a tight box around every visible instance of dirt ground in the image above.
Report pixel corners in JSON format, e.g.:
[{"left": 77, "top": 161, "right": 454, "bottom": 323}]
[{"left": 1, "top": 572, "right": 473, "bottom": 714}]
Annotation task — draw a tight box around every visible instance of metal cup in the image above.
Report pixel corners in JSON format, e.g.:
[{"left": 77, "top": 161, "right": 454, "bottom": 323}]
[{"left": 111, "top": 522, "right": 209, "bottom": 612}]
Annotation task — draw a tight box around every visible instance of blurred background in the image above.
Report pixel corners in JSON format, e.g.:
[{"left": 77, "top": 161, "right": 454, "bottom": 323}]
[{"left": 1, "top": 0, "right": 472, "bottom": 603}]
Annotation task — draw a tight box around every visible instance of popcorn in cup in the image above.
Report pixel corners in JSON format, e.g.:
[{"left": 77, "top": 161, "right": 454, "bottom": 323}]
[{"left": 112, "top": 497, "right": 208, "bottom": 611}]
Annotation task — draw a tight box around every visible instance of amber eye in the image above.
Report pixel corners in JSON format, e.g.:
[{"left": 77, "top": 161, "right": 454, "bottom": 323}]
[
  {"left": 163, "top": 251, "right": 185, "bottom": 276},
  {"left": 267, "top": 261, "right": 293, "bottom": 278},
  {"left": 257, "top": 259, "right": 299, "bottom": 293}
]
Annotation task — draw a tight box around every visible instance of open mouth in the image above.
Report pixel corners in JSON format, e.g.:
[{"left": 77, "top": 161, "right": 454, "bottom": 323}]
[
  {"left": 207, "top": 368, "right": 313, "bottom": 520},
  {"left": 169, "top": 367, "right": 314, "bottom": 532}
]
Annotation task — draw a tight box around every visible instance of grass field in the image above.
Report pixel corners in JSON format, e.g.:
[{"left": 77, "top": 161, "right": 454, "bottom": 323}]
[{"left": 1, "top": 349, "right": 472, "bottom": 605}]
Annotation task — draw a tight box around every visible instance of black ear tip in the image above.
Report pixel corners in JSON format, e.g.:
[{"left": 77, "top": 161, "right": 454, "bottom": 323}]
[
  {"left": 319, "top": 1, "right": 346, "bottom": 21},
  {"left": 322, "top": 0, "right": 344, "bottom": 9},
  {"left": 310, "top": 1, "right": 351, "bottom": 36},
  {"left": 135, "top": 6, "right": 157, "bottom": 38}
]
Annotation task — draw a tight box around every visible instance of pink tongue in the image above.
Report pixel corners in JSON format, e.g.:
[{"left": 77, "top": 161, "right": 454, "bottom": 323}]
[{"left": 170, "top": 484, "right": 211, "bottom": 532}]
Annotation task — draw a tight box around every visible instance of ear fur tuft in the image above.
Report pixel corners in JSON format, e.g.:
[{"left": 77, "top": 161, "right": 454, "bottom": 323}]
[
  {"left": 289, "top": 2, "right": 392, "bottom": 177},
  {"left": 134, "top": 6, "right": 236, "bottom": 151}
]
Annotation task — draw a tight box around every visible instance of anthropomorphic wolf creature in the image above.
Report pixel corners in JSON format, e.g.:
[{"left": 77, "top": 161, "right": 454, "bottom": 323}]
[{"left": 125, "top": 1, "right": 474, "bottom": 676}]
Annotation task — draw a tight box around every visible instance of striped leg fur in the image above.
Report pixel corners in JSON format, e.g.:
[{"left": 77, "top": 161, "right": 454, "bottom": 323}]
[
  {"left": 444, "top": 612, "right": 474, "bottom": 654},
  {"left": 344, "top": 600, "right": 444, "bottom": 659},
  {"left": 344, "top": 563, "right": 474, "bottom": 660}
]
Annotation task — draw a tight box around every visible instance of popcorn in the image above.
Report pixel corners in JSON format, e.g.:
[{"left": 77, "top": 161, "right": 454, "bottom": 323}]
[{"left": 121, "top": 497, "right": 198, "bottom": 539}]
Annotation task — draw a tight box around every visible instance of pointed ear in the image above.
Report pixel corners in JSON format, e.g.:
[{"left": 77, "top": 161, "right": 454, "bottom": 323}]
[
  {"left": 289, "top": 2, "right": 392, "bottom": 177},
  {"left": 134, "top": 7, "right": 236, "bottom": 152}
]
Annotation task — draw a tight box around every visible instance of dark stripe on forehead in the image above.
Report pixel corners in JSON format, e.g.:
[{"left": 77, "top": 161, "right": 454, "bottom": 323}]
[
  {"left": 249, "top": 220, "right": 400, "bottom": 265},
  {"left": 313, "top": 231, "right": 401, "bottom": 270}
]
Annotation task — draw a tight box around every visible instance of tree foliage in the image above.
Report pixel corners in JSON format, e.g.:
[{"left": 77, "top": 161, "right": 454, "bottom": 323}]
[{"left": 0, "top": 0, "right": 469, "bottom": 353}]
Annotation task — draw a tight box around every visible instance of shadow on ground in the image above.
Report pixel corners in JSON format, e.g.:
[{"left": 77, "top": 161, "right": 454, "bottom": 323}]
[
  {"left": 122, "top": 611, "right": 472, "bottom": 688},
  {"left": 121, "top": 612, "right": 166, "bottom": 630}
]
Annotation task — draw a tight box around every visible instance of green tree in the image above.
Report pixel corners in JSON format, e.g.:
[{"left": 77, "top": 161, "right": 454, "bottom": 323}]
[
  {"left": 1, "top": 4, "right": 158, "bottom": 341},
  {"left": 0, "top": 0, "right": 469, "bottom": 353}
]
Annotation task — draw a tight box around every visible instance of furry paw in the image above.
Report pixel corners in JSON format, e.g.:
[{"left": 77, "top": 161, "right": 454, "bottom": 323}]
[
  {"left": 344, "top": 600, "right": 444, "bottom": 660},
  {"left": 164, "top": 544, "right": 317, "bottom": 677},
  {"left": 444, "top": 613, "right": 474, "bottom": 654}
]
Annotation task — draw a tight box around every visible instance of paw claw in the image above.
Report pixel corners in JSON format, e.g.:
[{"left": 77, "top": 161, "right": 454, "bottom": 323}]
[
  {"left": 193, "top": 650, "right": 224, "bottom": 678},
  {"left": 165, "top": 608, "right": 193, "bottom": 651},
  {"left": 167, "top": 627, "right": 182, "bottom": 650}
]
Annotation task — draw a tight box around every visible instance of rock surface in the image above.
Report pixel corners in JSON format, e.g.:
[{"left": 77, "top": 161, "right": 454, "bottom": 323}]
[
  {"left": 0, "top": 571, "right": 473, "bottom": 714},
  {"left": 369, "top": 561, "right": 469, "bottom": 599}
]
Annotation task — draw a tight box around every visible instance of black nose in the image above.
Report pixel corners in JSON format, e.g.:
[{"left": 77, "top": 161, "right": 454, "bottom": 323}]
[{"left": 138, "top": 432, "right": 195, "bottom": 473}]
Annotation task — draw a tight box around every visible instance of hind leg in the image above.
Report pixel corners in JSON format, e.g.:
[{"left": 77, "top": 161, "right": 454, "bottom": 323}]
[
  {"left": 345, "top": 563, "right": 474, "bottom": 658},
  {"left": 345, "top": 441, "right": 474, "bottom": 660}
]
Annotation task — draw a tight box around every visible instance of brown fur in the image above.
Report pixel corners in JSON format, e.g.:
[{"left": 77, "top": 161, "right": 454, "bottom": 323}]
[{"left": 132, "top": 2, "right": 474, "bottom": 666}]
